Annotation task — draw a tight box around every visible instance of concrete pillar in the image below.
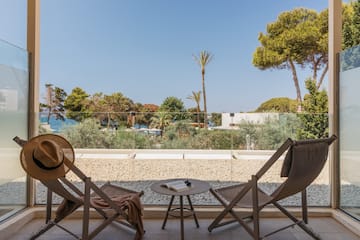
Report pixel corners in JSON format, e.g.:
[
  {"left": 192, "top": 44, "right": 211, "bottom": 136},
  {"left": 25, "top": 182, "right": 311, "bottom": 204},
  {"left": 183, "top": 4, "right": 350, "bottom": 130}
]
[
  {"left": 27, "top": 0, "right": 40, "bottom": 207},
  {"left": 328, "top": 0, "right": 342, "bottom": 209},
  {"left": 27, "top": 0, "right": 40, "bottom": 139}
]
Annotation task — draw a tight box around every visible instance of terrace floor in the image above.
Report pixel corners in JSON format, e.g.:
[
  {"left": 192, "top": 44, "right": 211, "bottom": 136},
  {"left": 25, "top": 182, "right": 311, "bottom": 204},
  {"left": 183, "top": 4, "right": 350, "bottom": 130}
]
[
  {"left": 1, "top": 150, "right": 359, "bottom": 239},
  {"left": 0, "top": 207, "right": 360, "bottom": 240},
  {"left": 7, "top": 216, "right": 360, "bottom": 240}
]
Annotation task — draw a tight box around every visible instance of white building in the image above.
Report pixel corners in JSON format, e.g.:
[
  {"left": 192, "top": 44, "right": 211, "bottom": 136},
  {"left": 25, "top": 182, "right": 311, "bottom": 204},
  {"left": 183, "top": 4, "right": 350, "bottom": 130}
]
[{"left": 218, "top": 112, "right": 279, "bottom": 129}]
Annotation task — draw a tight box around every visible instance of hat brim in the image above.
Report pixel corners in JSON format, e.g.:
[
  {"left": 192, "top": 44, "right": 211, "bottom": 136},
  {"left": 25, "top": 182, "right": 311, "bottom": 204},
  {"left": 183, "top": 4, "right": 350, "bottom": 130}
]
[{"left": 20, "top": 134, "right": 75, "bottom": 180}]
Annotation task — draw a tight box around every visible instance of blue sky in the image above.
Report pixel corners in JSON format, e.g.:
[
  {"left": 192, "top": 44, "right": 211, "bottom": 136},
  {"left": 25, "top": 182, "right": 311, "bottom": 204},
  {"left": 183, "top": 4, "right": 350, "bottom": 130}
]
[{"left": 1, "top": 0, "right": 329, "bottom": 112}]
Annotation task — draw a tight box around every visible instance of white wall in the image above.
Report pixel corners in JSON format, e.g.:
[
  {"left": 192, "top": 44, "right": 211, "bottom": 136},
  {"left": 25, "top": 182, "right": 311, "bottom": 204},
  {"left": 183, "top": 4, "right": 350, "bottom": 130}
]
[{"left": 221, "top": 112, "right": 279, "bottom": 128}]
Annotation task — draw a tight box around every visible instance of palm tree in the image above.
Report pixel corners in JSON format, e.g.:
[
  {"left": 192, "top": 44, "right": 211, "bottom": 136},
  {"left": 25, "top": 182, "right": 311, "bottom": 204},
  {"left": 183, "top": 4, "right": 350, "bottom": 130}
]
[
  {"left": 150, "top": 111, "right": 171, "bottom": 137},
  {"left": 193, "top": 50, "right": 213, "bottom": 129},
  {"left": 187, "top": 91, "right": 202, "bottom": 127}
]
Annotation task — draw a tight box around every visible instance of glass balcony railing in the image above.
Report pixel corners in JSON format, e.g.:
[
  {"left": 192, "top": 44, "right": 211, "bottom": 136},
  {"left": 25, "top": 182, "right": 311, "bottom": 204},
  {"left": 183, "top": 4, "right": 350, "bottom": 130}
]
[
  {"left": 340, "top": 44, "right": 360, "bottom": 220},
  {"left": 0, "top": 39, "right": 29, "bottom": 221},
  {"left": 34, "top": 111, "right": 332, "bottom": 207}
]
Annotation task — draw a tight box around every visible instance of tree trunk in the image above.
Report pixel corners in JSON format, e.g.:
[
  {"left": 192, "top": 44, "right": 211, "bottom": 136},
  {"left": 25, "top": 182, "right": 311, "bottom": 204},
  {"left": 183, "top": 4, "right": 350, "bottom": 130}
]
[
  {"left": 196, "top": 105, "right": 200, "bottom": 127},
  {"left": 289, "top": 59, "right": 302, "bottom": 112},
  {"left": 107, "top": 112, "right": 111, "bottom": 129},
  {"left": 317, "top": 63, "right": 328, "bottom": 90},
  {"left": 47, "top": 106, "right": 51, "bottom": 124},
  {"left": 202, "top": 69, "right": 208, "bottom": 129},
  {"left": 312, "top": 61, "right": 318, "bottom": 81}
]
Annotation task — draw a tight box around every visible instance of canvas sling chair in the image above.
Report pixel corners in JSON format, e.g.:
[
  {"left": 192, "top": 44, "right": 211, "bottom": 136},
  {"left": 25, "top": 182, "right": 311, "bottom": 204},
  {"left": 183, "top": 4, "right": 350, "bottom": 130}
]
[
  {"left": 14, "top": 134, "right": 144, "bottom": 240},
  {"left": 208, "top": 135, "right": 337, "bottom": 240}
]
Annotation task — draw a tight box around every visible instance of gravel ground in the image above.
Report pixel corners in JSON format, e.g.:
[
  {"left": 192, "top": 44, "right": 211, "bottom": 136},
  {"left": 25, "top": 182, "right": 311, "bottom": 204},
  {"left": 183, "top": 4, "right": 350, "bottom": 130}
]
[
  {"left": 0, "top": 179, "right": 357, "bottom": 207},
  {"left": 1, "top": 156, "right": 359, "bottom": 207}
]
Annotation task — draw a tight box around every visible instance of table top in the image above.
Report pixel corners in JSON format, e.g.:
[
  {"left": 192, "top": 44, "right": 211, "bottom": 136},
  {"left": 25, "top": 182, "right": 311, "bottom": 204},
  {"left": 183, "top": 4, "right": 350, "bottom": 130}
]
[{"left": 151, "top": 178, "right": 211, "bottom": 196}]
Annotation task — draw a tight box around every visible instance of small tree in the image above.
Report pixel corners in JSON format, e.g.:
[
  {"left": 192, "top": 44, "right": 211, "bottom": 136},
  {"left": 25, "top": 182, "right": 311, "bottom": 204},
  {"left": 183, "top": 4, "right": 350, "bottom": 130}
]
[
  {"left": 150, "top": 111, "right": 172, "bottom": 137},
  {"left": 187, "top": 91, "right": 202, "bottom": 127},
  {"left": 159, "top": 96, "right": 187, "bottom": 121},
  {"left": 297, "top": 78, "right": 329, "bottom": 139},
  {"left": 42, "top": 84, "right": 67, "bottom": 124},
  {"left": 255, "top": 97, "right": 298, "bottom": 113},
  {"left": 343, "top": 1, "right": 360, "bottom": 49},
  {"left": 211, "top": 113, "right": 222, "bottom": 127},
  {"left": 86, "top": 92, "right": 135, "bottom": 129},
  {"left": 64, "top": 87, "right": 90, "bottom": 121},
  {"left": 140, "top": 104, "right": 159, "bottom": 127}
]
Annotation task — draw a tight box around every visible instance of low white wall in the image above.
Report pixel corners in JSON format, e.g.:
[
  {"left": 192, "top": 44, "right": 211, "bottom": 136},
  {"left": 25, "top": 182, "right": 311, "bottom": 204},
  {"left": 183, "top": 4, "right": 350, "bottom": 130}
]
[{"left": 70, "top": 149, "right": 330, "bottom": 184}]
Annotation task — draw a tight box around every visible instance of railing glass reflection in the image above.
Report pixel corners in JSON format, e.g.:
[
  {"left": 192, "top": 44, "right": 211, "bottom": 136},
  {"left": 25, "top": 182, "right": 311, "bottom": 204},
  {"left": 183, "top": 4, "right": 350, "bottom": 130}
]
[
  {"left": 0, "top": 39, "right": 28, "bottom": 221},
  {"left": 35, "top": 111, "right": 331, "bottom": 207},
  {"left": 340, "top": 44, "right": 360, "bottom": 220}
]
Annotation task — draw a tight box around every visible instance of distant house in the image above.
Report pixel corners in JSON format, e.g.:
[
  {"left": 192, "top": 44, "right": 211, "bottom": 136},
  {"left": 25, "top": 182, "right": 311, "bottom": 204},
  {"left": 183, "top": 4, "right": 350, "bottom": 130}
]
[{"left": 214, "top": 112, "right": 279, "bottom": 129}]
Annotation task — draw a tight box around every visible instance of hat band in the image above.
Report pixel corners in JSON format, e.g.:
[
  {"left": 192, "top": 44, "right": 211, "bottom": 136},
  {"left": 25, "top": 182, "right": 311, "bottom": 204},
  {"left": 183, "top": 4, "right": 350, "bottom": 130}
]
[{"left": 32, "top": 152, "right": 64, "bottom": 170}]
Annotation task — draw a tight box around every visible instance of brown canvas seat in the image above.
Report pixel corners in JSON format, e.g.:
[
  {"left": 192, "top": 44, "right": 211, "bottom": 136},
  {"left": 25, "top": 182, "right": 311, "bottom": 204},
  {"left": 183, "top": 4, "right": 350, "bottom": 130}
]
[
  {"left": 14, "top": 134, "right": 144, "bottom": 240},
  {"left": 208, "top": 135, "right": 337, "bottom": 240}
]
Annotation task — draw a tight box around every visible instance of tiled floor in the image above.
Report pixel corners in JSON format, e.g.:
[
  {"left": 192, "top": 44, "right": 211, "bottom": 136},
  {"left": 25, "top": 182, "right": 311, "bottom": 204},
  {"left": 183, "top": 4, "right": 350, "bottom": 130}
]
[{"left": 8, "top": 217, "right": 360, "bottom": 240}]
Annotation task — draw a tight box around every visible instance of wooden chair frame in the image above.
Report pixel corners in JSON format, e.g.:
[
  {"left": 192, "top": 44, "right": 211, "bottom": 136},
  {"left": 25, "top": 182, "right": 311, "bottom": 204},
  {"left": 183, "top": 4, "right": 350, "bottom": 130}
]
[
  {"left": 14, "top": 136, "right": 144, "bottom": 240},
  {"left": 32, "top": 158, "right": 144, "bottom": 240},
  {"left": 208, "top": 135, "right": 337, "bottom": 240}
]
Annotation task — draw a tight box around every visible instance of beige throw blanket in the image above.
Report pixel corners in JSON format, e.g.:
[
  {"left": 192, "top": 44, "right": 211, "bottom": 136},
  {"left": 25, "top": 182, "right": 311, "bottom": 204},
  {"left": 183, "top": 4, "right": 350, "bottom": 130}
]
[{"left": 91, "top": 193, "right": 144, "bottom": 240}]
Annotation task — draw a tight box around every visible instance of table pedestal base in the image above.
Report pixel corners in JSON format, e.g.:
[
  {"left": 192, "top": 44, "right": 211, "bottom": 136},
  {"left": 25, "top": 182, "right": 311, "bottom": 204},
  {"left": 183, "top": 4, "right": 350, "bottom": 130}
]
[{"left": 162, "top": 195, "right": 200, "bottom": 240}]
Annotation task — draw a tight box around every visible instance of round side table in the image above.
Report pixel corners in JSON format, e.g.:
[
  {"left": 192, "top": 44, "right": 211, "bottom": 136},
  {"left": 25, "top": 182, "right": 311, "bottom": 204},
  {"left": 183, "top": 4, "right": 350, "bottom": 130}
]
[{"left": 151, "top": 178, "right": 210, "bottom": 240}]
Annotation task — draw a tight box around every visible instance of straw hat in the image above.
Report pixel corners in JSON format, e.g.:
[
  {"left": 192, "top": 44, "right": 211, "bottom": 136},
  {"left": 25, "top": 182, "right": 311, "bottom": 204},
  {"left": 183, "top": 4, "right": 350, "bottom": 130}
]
[{"left": 20, "top": 134, "right": 75, "bottom": 180}]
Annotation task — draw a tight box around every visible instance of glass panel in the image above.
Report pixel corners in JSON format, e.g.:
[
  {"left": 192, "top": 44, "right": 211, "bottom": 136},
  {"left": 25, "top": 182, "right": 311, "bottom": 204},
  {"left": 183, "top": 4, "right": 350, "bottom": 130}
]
[
  {"left": 340, "top": 45, "right": 360, "bottom": 220},
  {"left": 0, "top": 39, "right": 28, "bottom": 220},
  {"left": 35, "top": 112, "right": 330, "bottom": 207}
]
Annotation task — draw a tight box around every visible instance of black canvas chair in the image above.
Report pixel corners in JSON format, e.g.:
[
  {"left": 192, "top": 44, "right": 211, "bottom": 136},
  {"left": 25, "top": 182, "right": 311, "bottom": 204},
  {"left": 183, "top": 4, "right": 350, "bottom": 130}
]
[
  {"left": 208, "top": 135, "right": 337, "bottom": 240},
  {"left": 14, "top": 134, "right": 144, "bottom": 240}
]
